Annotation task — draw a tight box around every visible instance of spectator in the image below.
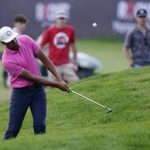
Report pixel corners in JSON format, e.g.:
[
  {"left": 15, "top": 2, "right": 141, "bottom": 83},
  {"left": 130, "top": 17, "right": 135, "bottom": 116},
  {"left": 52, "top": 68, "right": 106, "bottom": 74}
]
[
  {"left": 13, "top": 14, "right": 28, "bottom": 34},
  {"left": 40, "top": 10, "right": 79, "bottom": 83},
  {"left": 124, "top": 9, "right": 150, "bottom": 68}
]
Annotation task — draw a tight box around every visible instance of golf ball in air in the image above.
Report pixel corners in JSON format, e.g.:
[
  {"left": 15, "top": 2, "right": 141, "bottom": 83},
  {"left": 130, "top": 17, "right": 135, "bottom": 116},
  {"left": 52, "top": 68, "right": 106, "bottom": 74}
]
[{"left": 93, "top": 23, "right": 97, "bottom": 27}]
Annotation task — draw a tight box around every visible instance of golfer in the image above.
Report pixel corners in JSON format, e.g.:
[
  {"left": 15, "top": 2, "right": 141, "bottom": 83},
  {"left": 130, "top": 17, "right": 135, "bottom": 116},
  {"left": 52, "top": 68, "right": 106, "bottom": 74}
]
[
  {"left": 3, "top": 14, "right": 28, "bottom": 87},
  {"left": 124, "top": 9, "right": 150, "bottom": 68},
  {"left": 0, "top": 26, "right": 70, "bottom": 140},
  {"left": 40, "top": 11, "right": 79, "bottom": 83}
]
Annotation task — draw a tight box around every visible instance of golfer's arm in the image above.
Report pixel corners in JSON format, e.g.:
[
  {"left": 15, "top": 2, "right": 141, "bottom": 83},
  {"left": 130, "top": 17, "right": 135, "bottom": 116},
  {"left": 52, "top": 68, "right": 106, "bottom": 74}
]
[
  {"left": 36, "top": 50, "right": 63, "bottom": 82},
  {"left": 71, "top": 43, "right": 77, "bottom": 64},
  {"left": 123, "top": 47, "right": 133, "bottom": 65},
  {"left": 20, "top": 70, "right": 58, "bottom": 87}
]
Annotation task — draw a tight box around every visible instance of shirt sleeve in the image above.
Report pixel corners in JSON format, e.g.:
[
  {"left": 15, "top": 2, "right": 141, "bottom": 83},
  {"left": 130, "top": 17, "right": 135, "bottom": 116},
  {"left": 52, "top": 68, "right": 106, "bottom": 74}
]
[
  {"left": 41, "top": 28, "right": 51, "bottom": 47},
  {"left": 3, "top": 62, "right": 25, "bottom": 78},
  {"left": 70, "top": 28, "right": 76, "bottom": 43},
  {"left": 124, "top": 31, "right": 133, "bottom": 49}
]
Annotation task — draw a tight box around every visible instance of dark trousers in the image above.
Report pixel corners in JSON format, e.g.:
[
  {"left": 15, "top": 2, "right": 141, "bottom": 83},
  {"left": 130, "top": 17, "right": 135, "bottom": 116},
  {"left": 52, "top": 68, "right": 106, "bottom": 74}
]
[{"left": 4, "top": 85, "right": 46, "bottom": 140}]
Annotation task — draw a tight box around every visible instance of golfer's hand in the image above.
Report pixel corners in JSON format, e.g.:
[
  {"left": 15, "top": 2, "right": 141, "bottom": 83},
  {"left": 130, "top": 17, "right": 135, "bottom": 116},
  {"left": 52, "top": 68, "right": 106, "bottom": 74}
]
[{"left": 57, "top": 81, "right": 70, "bottom": 92}]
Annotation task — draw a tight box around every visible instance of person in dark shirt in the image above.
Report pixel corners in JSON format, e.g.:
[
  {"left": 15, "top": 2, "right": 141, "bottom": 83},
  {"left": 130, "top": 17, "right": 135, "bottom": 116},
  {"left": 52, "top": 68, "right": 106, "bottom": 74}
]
[{"left": 124, "top": 9, "right": 150, "bottom": 68}]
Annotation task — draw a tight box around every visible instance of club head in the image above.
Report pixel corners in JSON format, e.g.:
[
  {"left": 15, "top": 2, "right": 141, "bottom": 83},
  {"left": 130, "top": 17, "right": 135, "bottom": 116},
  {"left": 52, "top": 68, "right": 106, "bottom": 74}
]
[{"left": 106, "top": 108, "right": 112, "bottom": 113}]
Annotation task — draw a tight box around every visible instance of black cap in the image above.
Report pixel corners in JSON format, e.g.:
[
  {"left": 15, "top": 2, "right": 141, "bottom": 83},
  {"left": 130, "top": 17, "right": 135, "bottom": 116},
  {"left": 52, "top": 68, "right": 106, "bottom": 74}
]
[{"left": 137, "top": 9, "right": 147, "bottom": 17}]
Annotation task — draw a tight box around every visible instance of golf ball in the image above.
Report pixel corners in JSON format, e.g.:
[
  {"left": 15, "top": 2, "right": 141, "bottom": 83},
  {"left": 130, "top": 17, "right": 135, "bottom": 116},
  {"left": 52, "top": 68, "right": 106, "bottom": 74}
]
[{"left": 93, "top": 23, "right": 97, "bottom": 27}]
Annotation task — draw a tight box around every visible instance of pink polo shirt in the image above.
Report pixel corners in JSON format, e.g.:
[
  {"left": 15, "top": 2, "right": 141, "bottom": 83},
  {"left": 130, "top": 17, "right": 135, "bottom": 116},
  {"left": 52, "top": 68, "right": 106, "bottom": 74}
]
[{"left": 2, "top": 35, "right": 41, "bottom": 88}]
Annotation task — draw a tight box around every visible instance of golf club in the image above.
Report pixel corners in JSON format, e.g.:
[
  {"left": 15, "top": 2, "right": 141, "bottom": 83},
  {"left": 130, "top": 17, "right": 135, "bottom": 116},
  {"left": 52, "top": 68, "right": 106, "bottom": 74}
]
[{"left": 69, "top": 88, "right": 112, "bottom": 113}]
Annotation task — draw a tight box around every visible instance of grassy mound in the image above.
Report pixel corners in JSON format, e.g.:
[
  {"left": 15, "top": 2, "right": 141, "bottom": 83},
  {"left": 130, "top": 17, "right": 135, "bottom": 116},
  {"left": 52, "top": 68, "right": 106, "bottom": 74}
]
[{"left": 0, "top": 67, "right": 150, "bottom": 150}]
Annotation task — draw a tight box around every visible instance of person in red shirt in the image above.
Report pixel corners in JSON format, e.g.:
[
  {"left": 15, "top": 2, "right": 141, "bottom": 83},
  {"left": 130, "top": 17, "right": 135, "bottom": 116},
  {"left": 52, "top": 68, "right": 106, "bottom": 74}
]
[{"left": 40, "top": 11, "right": 79, "bottom": 83}]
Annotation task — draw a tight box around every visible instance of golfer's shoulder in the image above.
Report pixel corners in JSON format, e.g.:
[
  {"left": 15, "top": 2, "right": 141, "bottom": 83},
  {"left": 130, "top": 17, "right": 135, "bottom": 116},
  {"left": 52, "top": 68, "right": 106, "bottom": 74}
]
[
  {"left": 2, "top": 52, "right": 14, "bottom": 68},
  {"left": 2, "top": 48, "right": 11, "bottom": 63},
  {"left": 17, "top": 35, "right": 32, "bottom": 41},
  {"left": 2, "top": 50, "right": 7, "bottom": 66},
  {"left": 17, "top": 35, "right": 35, "bottom": 45}
]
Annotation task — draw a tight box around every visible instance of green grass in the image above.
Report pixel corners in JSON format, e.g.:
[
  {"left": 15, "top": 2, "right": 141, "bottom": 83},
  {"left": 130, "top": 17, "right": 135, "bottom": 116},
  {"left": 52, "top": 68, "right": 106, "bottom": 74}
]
[
  {"left": 0, "top": 67, "right": 150, "bottom": 149},
  {"left": 77, "top": 38, "right": 128, "bottom": 73},
  {"left": 0, "top": 43, "right": 3, "bottom": 52}
]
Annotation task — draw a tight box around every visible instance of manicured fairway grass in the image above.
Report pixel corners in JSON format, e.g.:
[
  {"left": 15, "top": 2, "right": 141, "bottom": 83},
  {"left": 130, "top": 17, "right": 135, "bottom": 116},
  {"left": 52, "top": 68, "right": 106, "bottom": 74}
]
[{"left": 0, "top": 67, "right": 150, "bottom": 150}]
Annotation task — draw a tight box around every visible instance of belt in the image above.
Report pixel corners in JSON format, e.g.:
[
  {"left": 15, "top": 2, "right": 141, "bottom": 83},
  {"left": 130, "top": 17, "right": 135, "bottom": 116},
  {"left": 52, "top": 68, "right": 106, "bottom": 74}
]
[{"left": 13, "top": 84, "right": 41, "bottom": 90}]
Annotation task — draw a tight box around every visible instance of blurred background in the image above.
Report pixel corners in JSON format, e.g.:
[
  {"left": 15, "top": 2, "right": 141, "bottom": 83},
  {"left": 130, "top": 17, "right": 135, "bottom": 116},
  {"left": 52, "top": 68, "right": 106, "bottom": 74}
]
[{"left": 0, "top": 0, "right": 150, "bottom": 100}]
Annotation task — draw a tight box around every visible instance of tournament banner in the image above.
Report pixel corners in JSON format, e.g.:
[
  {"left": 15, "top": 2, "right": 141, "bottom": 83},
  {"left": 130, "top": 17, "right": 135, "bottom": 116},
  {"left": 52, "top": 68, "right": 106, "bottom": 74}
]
[
  {"left": 0, "top": 0, "right": 149, "bottom": 38},
  {"left": 112, "top": 0, "right": 150, "bottom": 35}
]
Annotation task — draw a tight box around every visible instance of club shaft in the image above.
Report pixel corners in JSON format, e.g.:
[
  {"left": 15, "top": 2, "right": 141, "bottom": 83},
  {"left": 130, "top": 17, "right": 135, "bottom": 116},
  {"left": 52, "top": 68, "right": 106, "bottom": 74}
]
[{"left": 71, "top": 90, "right": 110, "bottom": 110}]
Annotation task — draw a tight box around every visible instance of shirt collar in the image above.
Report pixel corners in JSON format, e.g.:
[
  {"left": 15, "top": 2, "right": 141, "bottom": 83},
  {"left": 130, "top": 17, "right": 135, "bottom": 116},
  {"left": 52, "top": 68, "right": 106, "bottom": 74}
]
[
  {"left": 6, "top": 48, "right": 19, "bottom": 54},
  {"left": 135, "top": 25, "right": 148, "bottom": 32}
]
